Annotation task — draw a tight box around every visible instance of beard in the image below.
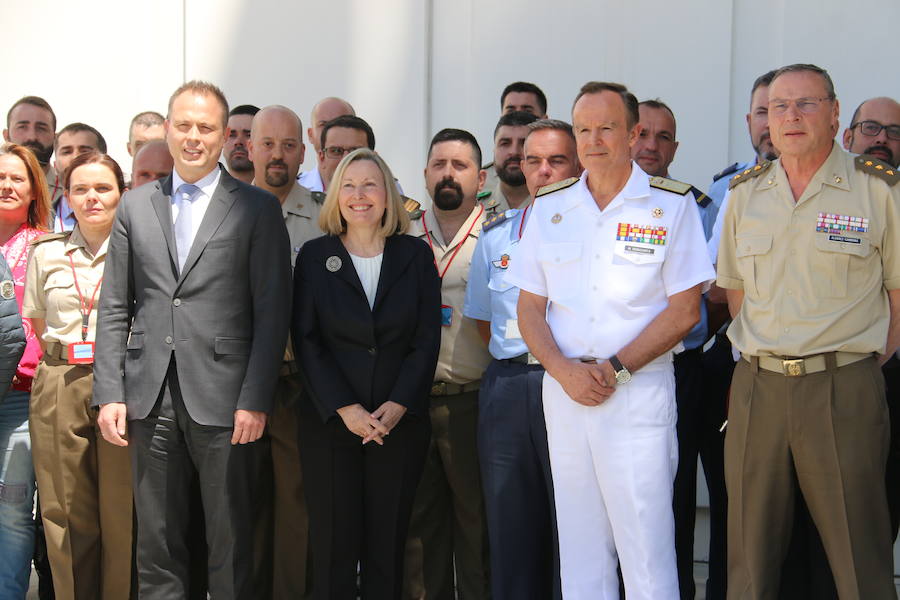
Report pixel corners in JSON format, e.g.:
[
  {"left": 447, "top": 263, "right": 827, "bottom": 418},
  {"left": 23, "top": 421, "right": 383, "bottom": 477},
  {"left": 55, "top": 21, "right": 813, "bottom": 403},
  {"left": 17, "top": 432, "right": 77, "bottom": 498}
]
[
  {"left": 863, "top": 144, "right": 895, "bottom": 167},
  {"left": 21, "top": 140, "right": 53, "bottom": 165},
  {"left": 432, "top": 177, "right": 464, "bottom": 210},
  {"left": 264, "top": 159, "right": 290, "bottom": 187},
  {"left": 753, "top": 134, "right": 778, "bottom": 162},
  {"left": 495, "top": 159, "right": 525, "bottom": 187},
  {"left": 227, "top": 148, "right": 253, "bottom": 172}
]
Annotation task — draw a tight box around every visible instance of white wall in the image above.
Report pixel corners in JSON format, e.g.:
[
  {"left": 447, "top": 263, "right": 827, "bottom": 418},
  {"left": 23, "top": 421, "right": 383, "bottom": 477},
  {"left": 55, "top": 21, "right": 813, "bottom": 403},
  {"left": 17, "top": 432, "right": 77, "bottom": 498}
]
[{"left": 4, "top": 0, "right": 900, "bottom": 201}]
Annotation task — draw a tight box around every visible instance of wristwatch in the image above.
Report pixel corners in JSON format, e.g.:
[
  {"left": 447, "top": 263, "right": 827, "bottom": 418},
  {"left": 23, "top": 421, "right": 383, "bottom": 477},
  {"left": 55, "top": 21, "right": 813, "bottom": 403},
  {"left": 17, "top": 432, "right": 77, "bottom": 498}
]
[{"left": 609, "top": 354, "right": 632, "bottom": 385}]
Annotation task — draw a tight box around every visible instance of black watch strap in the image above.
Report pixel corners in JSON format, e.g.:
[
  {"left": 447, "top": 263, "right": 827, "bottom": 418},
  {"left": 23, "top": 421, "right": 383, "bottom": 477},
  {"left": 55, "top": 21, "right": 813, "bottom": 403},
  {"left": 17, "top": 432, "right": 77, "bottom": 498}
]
[{"left": 609, "top": 354, "right": 625, "bottom": 373}]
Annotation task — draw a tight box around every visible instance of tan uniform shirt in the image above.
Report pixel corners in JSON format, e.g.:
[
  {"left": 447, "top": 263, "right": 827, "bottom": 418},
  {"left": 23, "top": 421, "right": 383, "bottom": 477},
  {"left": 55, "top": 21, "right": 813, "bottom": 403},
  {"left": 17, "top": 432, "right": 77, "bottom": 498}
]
[
  {"left": 23, "top": 227, "right": 107, "bottom": 345},
  {"left": 280, "top": 182, "right": 323, "bottom": 362},
  {"left": 717, "top": 144, "right": 900, "bottom": 357},
  {"left": 409, "top": 205, "right": 491, "bottom": 384}
]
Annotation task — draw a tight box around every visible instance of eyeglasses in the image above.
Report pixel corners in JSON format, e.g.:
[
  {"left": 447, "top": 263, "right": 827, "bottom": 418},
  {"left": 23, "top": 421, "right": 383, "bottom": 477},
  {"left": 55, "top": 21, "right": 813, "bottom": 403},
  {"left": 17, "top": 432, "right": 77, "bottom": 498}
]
[
  {"left": 850, "top": 120, "right": 900, "bottom": 141},
  {"left": 768, "top": 97, "right": 834, "bottom": 116},
  {"left": 323, "top": 145, "right": 363, "bottom": 159}
]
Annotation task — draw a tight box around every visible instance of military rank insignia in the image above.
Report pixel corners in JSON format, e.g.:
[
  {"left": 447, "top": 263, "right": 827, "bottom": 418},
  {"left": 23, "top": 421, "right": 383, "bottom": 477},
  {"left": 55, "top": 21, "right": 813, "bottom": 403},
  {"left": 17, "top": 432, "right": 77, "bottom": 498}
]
[
  {"left": 616, "top": 223, "right": 668, "bottom": 245},
  {"left": 815, "top": 212, "right": 868, "bottom": 234},
  {"left": 491, "top": 254, "right": 511, "bottom": 269}
]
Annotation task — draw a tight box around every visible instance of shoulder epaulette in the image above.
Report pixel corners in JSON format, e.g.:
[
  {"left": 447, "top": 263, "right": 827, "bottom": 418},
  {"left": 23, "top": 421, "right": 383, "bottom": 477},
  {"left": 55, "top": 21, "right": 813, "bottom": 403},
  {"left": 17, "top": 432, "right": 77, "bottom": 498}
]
[
  {"left": 403, "top": 196, "right": 423, "bottom": 220},
  {"left": 712, "top": 162, "right": 740, "bottom": 182},
  {"left": 482, "top": 210, "right": 513, "bottom": 232},
  {"left": 478, "top": 193, "right": 500, "bottom": 211},
  {"left": 536, "top": 177, "right": 578, "bottom": 198},
  {"left": 311, "top": 191, "right": 326, "bottom": 205},
  {"left": 690, "top": 186, "right": 712, "bottom": 208},
  {"left": 855, "top": 155, "right": 900, "bottom": 186},
  {"left": 30, "top": 231, "right": 70, "bottom": 246},
  {"left": 728, "top": 161, "right": 772, "bottom": 190},
  {"left": 648, "top": 176, "right": 691, "bottom": 195}
]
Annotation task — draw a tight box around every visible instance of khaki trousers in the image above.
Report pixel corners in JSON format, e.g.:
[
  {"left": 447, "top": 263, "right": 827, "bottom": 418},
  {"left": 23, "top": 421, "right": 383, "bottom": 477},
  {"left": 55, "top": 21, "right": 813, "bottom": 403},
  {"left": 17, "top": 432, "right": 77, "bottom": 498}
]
[
  {"left": 269, "top": 373, "right": 309, "bottom": 599},
  {"left": 29, "top": 356, "right": 133, "bottom": 600},
  {"left": 725, "top": 355, "right": 895, "bottom": 600},
  {"left": 403, "top": 390, "right": 490, "bottom": 600}
]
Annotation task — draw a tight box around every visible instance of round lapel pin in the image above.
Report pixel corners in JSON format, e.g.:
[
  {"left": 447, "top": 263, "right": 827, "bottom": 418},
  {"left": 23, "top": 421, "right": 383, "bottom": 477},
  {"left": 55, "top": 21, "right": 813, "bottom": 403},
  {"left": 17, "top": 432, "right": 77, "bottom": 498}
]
[
  {"left": 551, "top": 213, "right": 562, "bottom": 224},
  {"left": 652, "top": 207, "right": 664, "bottom": 218},
  {"left": 326, "top": 256, "right": 342, "bottom": 272},
  {"left": 0, "top": 280, "right": 13, "bottom": 300}
]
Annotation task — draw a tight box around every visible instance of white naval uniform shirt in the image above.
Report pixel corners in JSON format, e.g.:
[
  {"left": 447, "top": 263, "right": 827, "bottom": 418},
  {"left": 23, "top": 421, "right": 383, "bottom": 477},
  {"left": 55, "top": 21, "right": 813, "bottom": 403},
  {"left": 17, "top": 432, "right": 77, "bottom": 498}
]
[{"left": 505, "top": 163, "right": 715, "bottom": 364}]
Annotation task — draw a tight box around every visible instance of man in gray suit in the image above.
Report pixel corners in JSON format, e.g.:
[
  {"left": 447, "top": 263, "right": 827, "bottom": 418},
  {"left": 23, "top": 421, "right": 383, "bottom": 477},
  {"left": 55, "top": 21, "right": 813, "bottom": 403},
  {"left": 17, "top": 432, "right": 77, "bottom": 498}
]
[{"left": 93, "top": 80, "right": 291, "bottom": 600}]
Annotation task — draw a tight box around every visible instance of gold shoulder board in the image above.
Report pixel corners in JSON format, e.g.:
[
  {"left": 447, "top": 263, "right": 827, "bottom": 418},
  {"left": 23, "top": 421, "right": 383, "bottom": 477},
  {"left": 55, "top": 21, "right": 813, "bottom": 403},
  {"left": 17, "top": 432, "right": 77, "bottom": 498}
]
[
  {"left": 536, "top": 177, "right": 579, "bottom": 197},
  {"left": 855, "top": 155, "right": 900, "bottom": 186},
  {"left": 728, "top": 161, "right": 772, "bottom": 190},
  {"left": 648, "top": 176, "right": 691, "bottom": 195}
]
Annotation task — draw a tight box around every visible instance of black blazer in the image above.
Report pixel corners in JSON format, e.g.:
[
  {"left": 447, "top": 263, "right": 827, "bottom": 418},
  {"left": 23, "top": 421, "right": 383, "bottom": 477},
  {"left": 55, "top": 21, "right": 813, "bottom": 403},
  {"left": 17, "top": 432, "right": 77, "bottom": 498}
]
[{"left": 292, "top": 233, "right": 441, "bottom": 423}]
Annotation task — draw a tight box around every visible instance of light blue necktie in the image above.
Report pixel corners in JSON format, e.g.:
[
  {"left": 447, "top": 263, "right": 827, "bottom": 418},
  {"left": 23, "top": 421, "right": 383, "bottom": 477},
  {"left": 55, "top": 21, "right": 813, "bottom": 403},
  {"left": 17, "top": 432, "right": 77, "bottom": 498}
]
[{"left": 174, "top": 183, "right": 200, "bottom": 272}]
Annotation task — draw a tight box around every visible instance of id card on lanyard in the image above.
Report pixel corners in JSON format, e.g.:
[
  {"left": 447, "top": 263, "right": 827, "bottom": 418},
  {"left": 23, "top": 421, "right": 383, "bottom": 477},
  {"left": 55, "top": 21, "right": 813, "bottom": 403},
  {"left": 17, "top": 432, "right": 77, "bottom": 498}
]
[
  {"left": 423, "top": 206, "right": 484, "bottom": 330},
  {"left": 67, "top": 253, "right": 102, "bottom": 364}
]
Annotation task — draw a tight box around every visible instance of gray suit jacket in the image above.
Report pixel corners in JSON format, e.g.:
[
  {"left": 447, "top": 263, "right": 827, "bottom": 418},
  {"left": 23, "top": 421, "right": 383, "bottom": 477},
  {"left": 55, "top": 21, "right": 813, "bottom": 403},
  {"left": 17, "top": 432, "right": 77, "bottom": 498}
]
[{"left": 92, "top": 166, "right": 291, "bottom": 427}]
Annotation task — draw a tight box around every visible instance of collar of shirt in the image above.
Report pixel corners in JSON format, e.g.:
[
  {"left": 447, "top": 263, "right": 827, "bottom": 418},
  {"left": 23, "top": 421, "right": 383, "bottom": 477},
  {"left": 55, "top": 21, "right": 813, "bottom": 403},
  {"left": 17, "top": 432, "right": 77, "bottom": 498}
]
[
  {"left": 171, "top": 166, "right": 221, "bottom": 206},
  {"left": 55, "top": 195, "right": 76, "bottom": 232},
  {"left": 423, "top": 203, "right": 483, "bottom": 251},
  {"left": 282, "top": 183, "right": 317, "bottom": 220},
  {"left": 64, "top": 225, "right": 108, "bottom": 263},
  {"left": 575, "top": 161, "right": 651, "bottom": 214},
  {"left": 759, "top": 142, "right": 851, "bottom": 202}
]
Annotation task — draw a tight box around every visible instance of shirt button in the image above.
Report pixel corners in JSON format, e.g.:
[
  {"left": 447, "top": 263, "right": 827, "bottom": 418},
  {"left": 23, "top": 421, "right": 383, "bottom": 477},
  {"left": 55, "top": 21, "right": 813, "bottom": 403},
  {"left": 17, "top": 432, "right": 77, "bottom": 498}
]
[
  {"left": 783, "top": 327, "right": 789, "bottom": 333},
  {"left": 595, "top": 254, "right": 601, "bottom": 259},
  {"left": 555, "top": 257, "right": 560, "bottom": 263},
  {"left": 589, "top": 317, "right": 595, "bottom": 322},
  {"left": 368, "top": 347, "right": 377, "bottom": 356},
  {"left": 173, "top": 298, "right": 181, "bottom": 307},
  {"left": 165, "top": 336, "right": 173, "bottom": 344},
  {"left": 593, "top": 285, "right": 598, "bottom": 291}
]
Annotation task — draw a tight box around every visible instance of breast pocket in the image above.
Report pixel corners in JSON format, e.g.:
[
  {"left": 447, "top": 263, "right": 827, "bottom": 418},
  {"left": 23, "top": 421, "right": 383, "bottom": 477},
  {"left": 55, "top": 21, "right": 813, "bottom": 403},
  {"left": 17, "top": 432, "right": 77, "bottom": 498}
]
[
  {"left": 813, "top": 235, "right": 872, "bottom": 298},
  {"left": 43, "top": 271, "right": 79, "bottom": 316},
  {"left": 735, "top": 234, "right": 773, "bottom": 297},
  {"left": 487, "top": 269, "right": 513, "bottom": 294},
  {"left": 538, "top": 242, "right": 582, "bottom": 302},
  {"left": 610, "top": 243, "right": 666, "bottom": 303}
]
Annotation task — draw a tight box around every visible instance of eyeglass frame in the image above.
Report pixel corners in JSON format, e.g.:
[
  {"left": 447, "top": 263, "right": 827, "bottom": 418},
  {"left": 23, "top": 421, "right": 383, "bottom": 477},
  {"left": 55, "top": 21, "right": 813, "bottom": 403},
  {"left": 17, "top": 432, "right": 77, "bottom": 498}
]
[
  {"left": 849, "top": 120, "right": 900, "bottom": 141},
  {"left": 322, "top": 145, "right": 365, "bottom": 159},
  {"left": 767, "top": 96, "right": 835, "bottom": 116}
]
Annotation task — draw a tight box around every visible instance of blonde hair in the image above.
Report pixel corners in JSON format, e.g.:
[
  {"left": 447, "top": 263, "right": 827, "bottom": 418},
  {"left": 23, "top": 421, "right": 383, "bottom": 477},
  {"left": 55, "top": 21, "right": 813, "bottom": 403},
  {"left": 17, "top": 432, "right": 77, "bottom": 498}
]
[
  {"left": 318, "top": 148, "right": 409, "bottom": 237},
  {"left": 0, "top": 143, "right": 52, "bottom": 231}
]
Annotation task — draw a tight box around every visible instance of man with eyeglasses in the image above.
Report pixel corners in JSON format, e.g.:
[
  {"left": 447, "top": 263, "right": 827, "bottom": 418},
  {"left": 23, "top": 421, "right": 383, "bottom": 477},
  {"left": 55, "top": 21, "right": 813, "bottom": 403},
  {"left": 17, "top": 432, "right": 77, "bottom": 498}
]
[{"left": 717, "top": 63, "right": 900, "bottom": 599}]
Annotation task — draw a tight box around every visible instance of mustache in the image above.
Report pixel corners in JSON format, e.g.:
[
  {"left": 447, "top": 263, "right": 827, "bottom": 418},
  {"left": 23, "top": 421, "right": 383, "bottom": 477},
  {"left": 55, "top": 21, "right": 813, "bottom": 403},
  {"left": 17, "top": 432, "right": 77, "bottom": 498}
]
[
  {"left": 864, "top": 145, "right": 894, "bottom": 164},
  {"left": 435, "top": 177, "right": 462, "bottom": 195},
  {"left": 266, "top": 158, "right": 286, "bottom": 169}
]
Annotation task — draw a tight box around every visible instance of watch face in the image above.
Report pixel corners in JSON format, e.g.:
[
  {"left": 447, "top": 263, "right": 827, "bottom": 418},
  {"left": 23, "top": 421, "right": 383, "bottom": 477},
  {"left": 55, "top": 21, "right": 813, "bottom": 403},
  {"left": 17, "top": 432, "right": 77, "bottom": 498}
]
[{"left": 616, "top": 370, "right": 632, "bottom": 385}]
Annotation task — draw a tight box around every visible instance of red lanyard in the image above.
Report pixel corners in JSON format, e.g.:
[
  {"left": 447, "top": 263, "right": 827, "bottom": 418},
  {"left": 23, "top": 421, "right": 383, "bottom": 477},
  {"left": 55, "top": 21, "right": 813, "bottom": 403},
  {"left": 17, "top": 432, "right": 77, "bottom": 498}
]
[
  {"left": 422, "top": 205, "right": 484, "bottom": 279},
  {"left": 518, "top": 205, "right": 530, "bottom": 240},
  {"left": 68, "top": 254, "right": 103, "bottom": 342}
]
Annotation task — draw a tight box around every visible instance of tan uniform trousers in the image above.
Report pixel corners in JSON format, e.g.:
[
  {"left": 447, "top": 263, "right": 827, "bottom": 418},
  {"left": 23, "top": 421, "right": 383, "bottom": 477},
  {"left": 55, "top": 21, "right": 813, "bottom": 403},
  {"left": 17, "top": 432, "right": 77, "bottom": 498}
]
[
  {"left": 262, "top": 370, "right": 310, "bottom": 599},
  {"left": 29, "top": 354, "right": 133, "bottom": 600},
  {"left": 403, "top": 389, "right": 490, "bottom": 600},
  {"left": 725, "top": 354, "right": 895, "bottom": 600}
]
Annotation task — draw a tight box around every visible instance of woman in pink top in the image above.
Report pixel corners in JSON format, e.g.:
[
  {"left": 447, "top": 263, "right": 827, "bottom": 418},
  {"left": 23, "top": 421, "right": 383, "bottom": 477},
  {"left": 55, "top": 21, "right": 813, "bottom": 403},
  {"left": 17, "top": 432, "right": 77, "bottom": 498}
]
[{"left": 0, "top": 142, "right": 51, "bottom": 597}]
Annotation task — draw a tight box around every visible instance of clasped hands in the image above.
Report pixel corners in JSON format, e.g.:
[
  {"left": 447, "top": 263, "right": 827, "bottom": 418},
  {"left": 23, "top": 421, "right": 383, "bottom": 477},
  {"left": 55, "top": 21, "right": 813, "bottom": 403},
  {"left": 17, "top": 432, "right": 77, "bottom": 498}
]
[
  {"left": 555, "top": 359, "right": 618, "bottom": 406},
  {"left": 337, "top": 401, "right": 407, "bottom": 445}
]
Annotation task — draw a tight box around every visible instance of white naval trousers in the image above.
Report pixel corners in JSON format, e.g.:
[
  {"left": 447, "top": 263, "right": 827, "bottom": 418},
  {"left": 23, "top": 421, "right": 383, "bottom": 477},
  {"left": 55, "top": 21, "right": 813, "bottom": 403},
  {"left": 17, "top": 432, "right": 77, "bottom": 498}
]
[{"left": 543, "top": 365, "right": 680, "bottom": 600}]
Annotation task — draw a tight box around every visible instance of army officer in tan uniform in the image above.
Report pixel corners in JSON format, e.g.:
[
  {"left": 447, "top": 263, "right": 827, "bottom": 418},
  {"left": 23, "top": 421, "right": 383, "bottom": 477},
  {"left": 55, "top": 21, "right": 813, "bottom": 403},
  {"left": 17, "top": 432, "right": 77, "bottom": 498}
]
[{"left": 717, "top": 63, "right": 900, "bottom": 600}]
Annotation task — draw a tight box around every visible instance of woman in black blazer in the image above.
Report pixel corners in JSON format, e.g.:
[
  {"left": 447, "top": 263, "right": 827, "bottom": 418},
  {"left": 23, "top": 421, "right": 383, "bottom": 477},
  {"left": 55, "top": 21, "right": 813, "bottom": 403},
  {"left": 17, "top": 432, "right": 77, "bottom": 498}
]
[{"left": 292, "top": 148, "right": 441, "bottom": 600}]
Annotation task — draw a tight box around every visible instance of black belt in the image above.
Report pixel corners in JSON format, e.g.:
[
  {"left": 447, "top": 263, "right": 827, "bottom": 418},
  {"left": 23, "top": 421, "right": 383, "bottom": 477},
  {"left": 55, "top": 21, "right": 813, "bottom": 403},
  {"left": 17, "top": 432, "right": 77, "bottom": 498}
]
[
  {"left": 430, "top": 381, "right": 480, "bottom": 396},
  {"left": 501, "top": 352, "right": 542, "bottom": 366}
]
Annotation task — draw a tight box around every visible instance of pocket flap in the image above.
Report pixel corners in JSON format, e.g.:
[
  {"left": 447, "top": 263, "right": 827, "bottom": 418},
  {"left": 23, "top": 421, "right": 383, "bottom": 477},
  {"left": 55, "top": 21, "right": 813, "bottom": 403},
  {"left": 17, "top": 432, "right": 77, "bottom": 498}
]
[
  {"left": 735, "top": 234, "right": 773, "bottom": 258},
  {"left": 814, "top": 233, "right": 871, "bottom": 257},
  {"left": 214, "top": 337, "right": 251, "bottom": 355},
  {"left": 538, "top": 242, "right": 582, "bottom": 265}
]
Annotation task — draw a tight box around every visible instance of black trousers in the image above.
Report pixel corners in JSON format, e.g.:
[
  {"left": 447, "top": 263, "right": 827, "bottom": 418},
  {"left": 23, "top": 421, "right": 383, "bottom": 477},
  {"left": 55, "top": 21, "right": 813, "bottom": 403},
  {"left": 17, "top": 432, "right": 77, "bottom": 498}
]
[
  {"left": 297, "top": 399, "right": 430, "bottom": 600},
  {"left": 128, "top": 359, "right": 264, "bottom": 600},
  {"left": 476, "top": 359, "right": 560, "bottom": 600},
  {"left": 674, "top": 342, "right": 730, "bottom": 600}
]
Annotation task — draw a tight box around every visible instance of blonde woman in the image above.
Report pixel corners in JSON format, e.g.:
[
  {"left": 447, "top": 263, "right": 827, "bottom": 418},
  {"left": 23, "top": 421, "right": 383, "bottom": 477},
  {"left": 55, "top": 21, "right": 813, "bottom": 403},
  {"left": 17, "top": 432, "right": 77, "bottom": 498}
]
[{"left": 292, "top": 148, "right": 441, "bottom": 599}]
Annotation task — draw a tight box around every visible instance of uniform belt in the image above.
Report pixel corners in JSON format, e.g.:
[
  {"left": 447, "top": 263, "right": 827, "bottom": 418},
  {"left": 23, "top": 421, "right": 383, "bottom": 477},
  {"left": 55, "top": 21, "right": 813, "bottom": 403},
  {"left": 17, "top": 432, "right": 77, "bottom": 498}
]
[
  {"left": 280, "top": 360, "right": 299, "bottom": 378},
  {"left": 430, "top": 381, "right": 480, "bottom": 396},
  {"left": 743, "top": 351, "right": 872, "bottom": 377},
  {"left": 503, "top": 352, "right": 542, "bottom": 366},
  {"left": 43, "top": 342, "right": 69, "bottom": 361}
]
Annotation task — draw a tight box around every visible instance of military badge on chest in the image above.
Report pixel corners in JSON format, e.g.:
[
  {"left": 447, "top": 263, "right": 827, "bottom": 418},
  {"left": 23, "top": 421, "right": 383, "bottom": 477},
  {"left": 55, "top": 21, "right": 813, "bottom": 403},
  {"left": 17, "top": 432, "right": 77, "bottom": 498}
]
[
  {"left": 614, "top": 222, "right": 668, "bottom": 263},
  {"left": 491, "top": 254, "right": 511, "bottom": 269}
]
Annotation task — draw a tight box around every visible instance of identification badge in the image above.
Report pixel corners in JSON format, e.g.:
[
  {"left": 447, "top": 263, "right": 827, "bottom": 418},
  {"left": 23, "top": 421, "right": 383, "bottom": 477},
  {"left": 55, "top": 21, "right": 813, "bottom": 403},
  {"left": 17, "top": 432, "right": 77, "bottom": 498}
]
[
  {"left": 68, "top": 341, "right": 95, "bottom": 365},
  {"left": 441, "top": 305, "right": 453, "bottom": 327}
]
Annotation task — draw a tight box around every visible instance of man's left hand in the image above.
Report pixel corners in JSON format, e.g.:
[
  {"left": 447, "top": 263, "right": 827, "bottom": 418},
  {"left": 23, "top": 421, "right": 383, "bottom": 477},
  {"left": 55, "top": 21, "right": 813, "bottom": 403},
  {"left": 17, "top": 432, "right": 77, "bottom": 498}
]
[{"left": 232, "top": 409, "right": 267, "bottom": 444}]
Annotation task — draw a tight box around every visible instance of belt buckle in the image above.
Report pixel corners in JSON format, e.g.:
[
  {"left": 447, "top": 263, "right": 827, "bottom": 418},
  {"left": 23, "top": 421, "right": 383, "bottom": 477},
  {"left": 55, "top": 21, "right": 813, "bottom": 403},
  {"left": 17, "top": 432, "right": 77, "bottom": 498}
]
[
  {"left": 782, "top": 358, "right": 806, "bottom": 377},
  {"left": 431, "top": 382, "right": 446, "bottom": 396},
  {"left": 526, "top": 353, "right": 540, "bottom": 366}
]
